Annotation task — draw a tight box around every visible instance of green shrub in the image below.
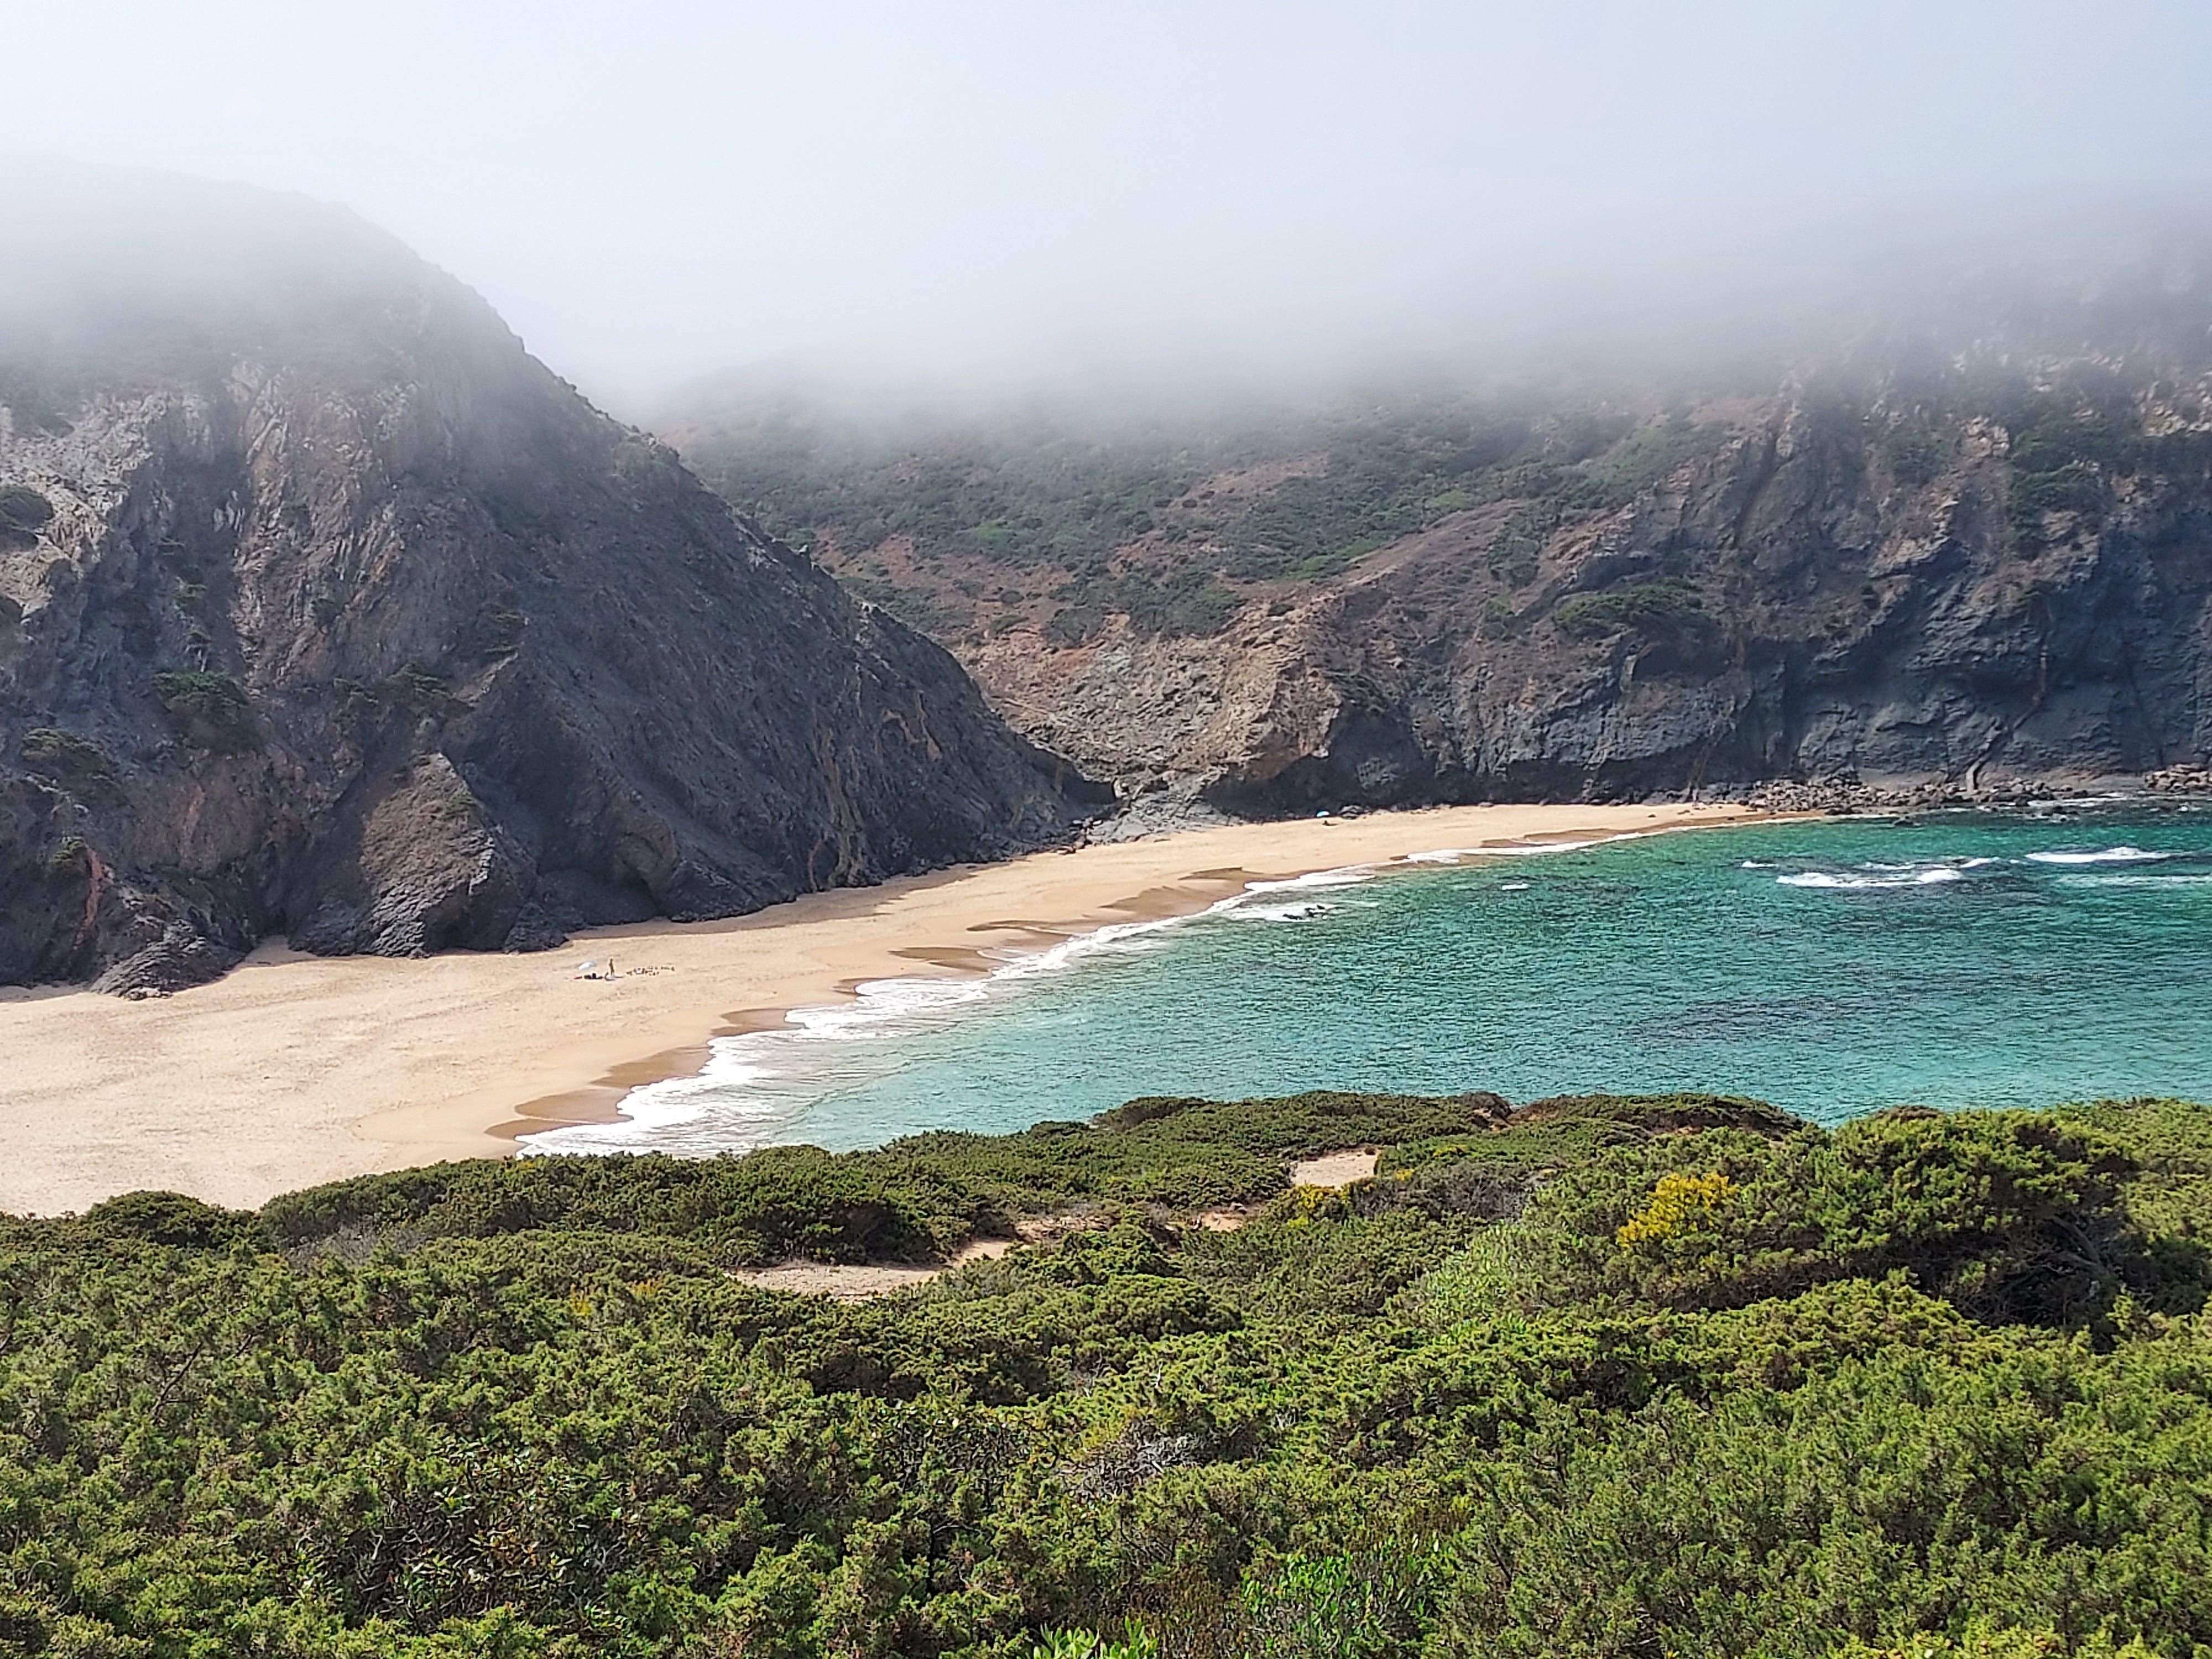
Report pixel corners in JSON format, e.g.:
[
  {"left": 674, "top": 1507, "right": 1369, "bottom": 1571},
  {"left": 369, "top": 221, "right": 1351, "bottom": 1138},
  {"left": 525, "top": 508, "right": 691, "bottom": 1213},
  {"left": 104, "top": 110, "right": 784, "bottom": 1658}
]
[
  {"left": 1045, "top": 603, "right": 1109, "bottom": 647},
  {"left": 0, "top": 1089, "right": 2208, "bottom": 1656},
  {"left": 152, "top": 669, "right": 249, "bottom": 727},
  {"left": 1047, "top": 568, "right": 1238, "bottom": 640},
  {"left": 1999, "top": 400, "right": 2139, "bottom": 546},
  {"left": 81, "top": 1190, "right": 260, "bottom": 1250},
  {"left": 2008, "top": 460, "right": 2106, "bottom": 542},
  {"left": 1484, "top": 533, "right": 1541, "bottom": 586},
  {"left": 22, "top": 727, "right": 111, "bottom": 778},
  {"left": 1885, "top": 430, "right": 1948, "bottom": 487},
  {"left": 1841, "top": 1625, "right": 2159, "bottom": 1658},
  {"left": 1029, "top": 1623, "right": 1157, "bottom": 1658},
  {"left": 1553, "top": 579, "right": 1706, "bottom": 639},
  {"left": 1551, "top": 415, "right": 1714, "bottom": 510}
]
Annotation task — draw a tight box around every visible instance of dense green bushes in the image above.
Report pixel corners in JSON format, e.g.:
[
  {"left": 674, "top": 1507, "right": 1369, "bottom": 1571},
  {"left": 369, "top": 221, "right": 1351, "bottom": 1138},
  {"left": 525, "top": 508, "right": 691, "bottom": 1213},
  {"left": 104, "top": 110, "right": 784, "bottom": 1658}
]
[
  {"left": 1885, "top": 429, "right": 1949, "bottom": 487},
  {"left": 2000, "top": 397, "right": 2149, "bottom": 546},
  {"left": 18, "top": 727, "right": 111, "bottom": 779},
  {"left": 1, "top": 1089, "right": 2208, "bottom": 1656},
  {"left": 151, "top": 667, "right": 249, "bottom": 728},
  {"left": 1551, "top": 578, "right": 1708, "bottom": 641},
  {"left": 681, "top": 400, "right": 1739, "bottom": 645},
  {"left": 248, "top": 1092, "right": 1501, "bottom": 1266}
]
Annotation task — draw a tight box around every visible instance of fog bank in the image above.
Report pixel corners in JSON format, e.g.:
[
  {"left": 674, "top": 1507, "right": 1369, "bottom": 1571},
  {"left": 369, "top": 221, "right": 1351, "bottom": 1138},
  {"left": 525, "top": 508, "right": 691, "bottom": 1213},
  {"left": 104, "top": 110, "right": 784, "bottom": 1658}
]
[{"left": 8, "top": 2, "right": 2212, "bottom": 411}]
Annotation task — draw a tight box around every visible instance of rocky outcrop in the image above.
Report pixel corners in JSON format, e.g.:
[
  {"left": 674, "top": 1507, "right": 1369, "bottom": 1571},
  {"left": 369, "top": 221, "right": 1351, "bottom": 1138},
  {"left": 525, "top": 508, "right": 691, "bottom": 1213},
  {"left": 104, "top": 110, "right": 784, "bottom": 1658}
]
[
  {"left": 0, "top": 168, "right": 1088, "bottom": 992},
  {"left": 677, "top": 314, "right": 2212, "bottom": 815},
  {"left": 1139, "top": 393, "right": 2212, "bottom": 813}
]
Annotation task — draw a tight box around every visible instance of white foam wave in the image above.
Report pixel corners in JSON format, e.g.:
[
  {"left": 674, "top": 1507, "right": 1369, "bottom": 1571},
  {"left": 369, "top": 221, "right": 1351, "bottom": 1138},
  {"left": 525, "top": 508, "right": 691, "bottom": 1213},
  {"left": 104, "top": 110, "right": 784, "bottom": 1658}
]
[
  {"left": 1778, "top": 866, "right": 1964, "bottom": 890},
  {"left": 780, "top": 974, "right": 992, "bottom": 1037},
  {"left": 2024, "top": 846, "right": 2173, "bottom": 865},
  {"left": 1402, "top": 837, "right": 1604, "bottom": 865},
  {"left": 521, "top": 860, "right": 1384, "bottom": 1157}
]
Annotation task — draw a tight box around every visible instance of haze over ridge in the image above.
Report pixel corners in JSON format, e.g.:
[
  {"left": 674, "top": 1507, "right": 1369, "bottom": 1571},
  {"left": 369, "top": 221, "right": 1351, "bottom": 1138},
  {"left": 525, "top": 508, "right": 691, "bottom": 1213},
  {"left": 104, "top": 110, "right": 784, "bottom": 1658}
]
[{"left": 11, "top": 1, "right": 2212, "bottom": 411}]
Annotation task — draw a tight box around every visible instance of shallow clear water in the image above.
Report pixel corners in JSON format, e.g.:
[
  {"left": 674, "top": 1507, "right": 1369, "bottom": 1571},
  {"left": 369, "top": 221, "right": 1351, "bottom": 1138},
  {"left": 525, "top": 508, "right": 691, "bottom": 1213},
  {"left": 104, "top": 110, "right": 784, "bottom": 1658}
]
[{"left": 522, "top": 802, "right": 2212, "bottom": 1156}]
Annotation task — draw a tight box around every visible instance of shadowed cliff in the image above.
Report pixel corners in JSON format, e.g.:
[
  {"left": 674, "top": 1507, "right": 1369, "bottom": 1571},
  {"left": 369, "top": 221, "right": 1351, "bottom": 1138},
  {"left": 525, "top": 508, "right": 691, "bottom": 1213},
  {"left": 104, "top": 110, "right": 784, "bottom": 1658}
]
[{"left": 0, "top": 165, "right": 1093, "bottom": 993}]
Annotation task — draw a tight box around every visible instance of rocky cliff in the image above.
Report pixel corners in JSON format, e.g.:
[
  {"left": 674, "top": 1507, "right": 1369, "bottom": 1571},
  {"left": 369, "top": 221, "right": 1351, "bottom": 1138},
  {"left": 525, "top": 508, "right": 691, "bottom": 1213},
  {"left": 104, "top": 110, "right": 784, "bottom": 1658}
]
[
  {"left": 0, "top": 168, "right": 1085, "bottom": 992},
  {"left": 669, "top": 254, "right": 2212, "bottom": 815}
]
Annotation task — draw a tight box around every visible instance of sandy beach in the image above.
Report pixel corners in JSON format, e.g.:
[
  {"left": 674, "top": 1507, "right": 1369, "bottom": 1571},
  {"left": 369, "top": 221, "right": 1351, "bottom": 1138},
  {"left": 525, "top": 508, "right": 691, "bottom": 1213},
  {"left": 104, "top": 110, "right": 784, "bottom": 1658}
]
[{"left": 0, "top": 800, "right": 1764, "bottom": 1215}]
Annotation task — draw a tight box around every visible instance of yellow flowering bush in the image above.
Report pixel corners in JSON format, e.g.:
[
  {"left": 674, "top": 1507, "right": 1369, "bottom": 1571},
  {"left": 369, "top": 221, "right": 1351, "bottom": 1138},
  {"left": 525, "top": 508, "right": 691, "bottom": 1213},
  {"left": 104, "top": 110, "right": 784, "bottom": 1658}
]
[{"left": 1617, "top": 1170, "right": 1739, "bottom": 1249}]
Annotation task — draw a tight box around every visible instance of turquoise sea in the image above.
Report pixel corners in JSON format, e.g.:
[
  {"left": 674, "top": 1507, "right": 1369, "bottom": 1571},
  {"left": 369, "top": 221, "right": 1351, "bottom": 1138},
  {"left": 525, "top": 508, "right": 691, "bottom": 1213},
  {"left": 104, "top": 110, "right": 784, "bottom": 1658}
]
[{"left": 522, "top": 802, "right": 2212, "bottom": 1156}]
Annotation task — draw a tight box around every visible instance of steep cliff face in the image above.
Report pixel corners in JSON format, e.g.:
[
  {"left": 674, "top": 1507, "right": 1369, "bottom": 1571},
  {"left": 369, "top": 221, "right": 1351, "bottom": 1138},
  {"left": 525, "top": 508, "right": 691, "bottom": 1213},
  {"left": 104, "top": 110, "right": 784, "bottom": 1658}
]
[
  {"left": 0, "top": 169, "right": 1083, "bottom": 992},
  {"left": 1034, "top": 388, "right": 2212, "bottom": 815},
  {"left": 670, "top": 269, "right": 2212, "bottom": 812}
]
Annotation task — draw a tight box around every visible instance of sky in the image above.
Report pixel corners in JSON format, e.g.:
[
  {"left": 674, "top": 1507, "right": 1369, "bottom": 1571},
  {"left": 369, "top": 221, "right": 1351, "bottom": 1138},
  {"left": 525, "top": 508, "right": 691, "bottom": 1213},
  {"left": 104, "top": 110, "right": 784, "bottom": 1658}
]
[{"left": 8, "top": 1, "right": 2212, "bottom": 411}]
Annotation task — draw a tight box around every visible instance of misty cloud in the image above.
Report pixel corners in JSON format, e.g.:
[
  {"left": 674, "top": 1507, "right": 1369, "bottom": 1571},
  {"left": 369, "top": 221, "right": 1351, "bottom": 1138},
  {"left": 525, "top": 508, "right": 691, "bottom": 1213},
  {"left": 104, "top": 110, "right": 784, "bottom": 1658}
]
[{"left": 7, "top": 2, "right": 2212, "bottom": 410}]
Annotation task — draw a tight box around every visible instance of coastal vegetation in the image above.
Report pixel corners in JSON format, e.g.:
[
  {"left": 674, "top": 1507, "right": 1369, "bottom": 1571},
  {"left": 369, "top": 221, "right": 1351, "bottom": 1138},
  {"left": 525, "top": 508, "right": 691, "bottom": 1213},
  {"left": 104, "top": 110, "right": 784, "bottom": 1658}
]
[
  {"left": 149, "top": 669, "right": 251, "bottom": 730},
  {"left": 1, "top": 1089, "right": 2209, "bottom": 1656},
  {"left": 675, "top": 399, "right": 1744, "bottom": 644},
  {"left": 674, "top": 377, "right": 2212, "bottom": 743},
  {"left": 1550, "top": 578, "right": 1707, "bottom": 641},
  {"left": 18, "top": 728, "right": 111, "bottom": 780}
]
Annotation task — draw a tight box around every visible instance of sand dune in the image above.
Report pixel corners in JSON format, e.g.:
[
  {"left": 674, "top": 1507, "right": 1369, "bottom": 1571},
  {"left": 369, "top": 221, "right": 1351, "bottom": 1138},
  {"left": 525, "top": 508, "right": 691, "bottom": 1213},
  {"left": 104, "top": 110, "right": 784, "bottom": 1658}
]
[{"left": 0, "top": 801, "right": 1760, "bottom": 1214}]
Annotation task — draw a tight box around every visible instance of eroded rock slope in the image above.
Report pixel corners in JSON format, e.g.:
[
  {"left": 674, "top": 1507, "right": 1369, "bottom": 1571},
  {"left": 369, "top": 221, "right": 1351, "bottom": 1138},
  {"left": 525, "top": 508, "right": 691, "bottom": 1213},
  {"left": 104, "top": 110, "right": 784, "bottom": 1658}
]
[
  {"left": 0, "top": 169, "right": 1083, "bottom": 991},
  {"left": 672, "top": 253, "right": 2212, "bottom": 812}
]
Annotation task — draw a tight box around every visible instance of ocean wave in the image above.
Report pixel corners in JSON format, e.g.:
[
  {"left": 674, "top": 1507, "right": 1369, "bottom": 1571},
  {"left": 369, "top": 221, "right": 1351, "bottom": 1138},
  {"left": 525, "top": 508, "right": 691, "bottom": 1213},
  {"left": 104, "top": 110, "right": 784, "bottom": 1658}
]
[
  {"left": 1774, "top": 851, "right": 2015, "bottom": 890},
  {"left": 522, "top": 862, "right": 1384, "bottom": 1156},
  {"left": 2024, "top": 846, "right": 2173, "bottom": 865},
  {"left": 1778, "top": 866, "right": 1964, "bottom": 890},
  {"left": 521, "top": 973, "right": 999, "bottom": 1155},
  {"left": 1404, "top": 837, "right": 1604, "bottom": 865},
  {"left": 520, "top": 1037, "right": 790, "bottom": 1155},
  {"left": 2023, "top": 793, "right": 2146, "bottom": 810}
]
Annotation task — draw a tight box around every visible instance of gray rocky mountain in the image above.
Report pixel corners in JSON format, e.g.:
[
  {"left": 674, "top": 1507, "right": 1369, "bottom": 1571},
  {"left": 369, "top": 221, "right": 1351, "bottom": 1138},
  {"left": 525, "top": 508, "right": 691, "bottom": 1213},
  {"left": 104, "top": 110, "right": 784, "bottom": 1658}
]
[
  {"left": 670, "top": 238, "right": 2212, "bottom": 814},
  {"left": 0, "top": 166, "right": 1087, "bottom": 993}
]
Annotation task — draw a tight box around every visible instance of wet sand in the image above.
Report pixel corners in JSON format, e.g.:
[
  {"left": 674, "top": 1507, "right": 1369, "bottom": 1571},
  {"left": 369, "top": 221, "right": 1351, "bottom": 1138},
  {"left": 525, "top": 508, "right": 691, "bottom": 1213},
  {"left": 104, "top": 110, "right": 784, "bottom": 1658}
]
[{"left": 0, "top": 800, "right": 1762, "bottom": 1214}]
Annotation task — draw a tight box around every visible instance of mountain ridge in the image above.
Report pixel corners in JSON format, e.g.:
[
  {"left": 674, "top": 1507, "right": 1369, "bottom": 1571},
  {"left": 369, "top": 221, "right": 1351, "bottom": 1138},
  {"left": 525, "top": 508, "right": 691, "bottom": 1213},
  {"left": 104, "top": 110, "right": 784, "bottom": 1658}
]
[
  {"left": 0, "top": 165, "right": 1091, "bottom": 993},
  {"left": 666, "top": 242, "right": 2212, "bottom": 814}
]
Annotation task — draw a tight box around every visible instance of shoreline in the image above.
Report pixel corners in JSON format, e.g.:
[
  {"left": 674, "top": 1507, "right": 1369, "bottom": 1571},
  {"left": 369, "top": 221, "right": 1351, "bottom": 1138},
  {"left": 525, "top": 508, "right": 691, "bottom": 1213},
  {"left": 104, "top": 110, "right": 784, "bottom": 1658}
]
[
  {"left": 492, "top": 813, "right": 1776, "bottom": 1147},
  {"left": 489, "top": 857, "right": 1349, "bottom": 1145},
  {"left": 0, "top": 801, "right": 1771, "bottom": 1215}
]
